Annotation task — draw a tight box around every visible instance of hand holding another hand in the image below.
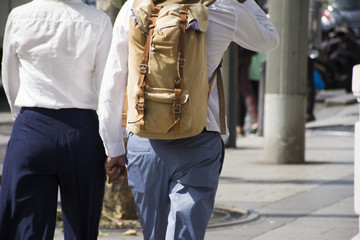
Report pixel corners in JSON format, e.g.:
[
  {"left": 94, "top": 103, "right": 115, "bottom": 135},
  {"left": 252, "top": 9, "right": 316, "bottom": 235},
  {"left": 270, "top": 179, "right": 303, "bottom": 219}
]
[{"left": 105, "top": 155, "right": 127, "bottom": 184}]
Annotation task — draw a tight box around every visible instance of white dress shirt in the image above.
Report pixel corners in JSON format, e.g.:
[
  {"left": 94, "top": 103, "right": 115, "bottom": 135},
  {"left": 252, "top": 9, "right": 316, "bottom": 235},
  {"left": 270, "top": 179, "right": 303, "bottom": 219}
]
[
  {"left": 2, "top": 0, "right": 112, "bottom": 119},
  {"left": 98, "top": 0, "right": 279, "bottom": 157}
]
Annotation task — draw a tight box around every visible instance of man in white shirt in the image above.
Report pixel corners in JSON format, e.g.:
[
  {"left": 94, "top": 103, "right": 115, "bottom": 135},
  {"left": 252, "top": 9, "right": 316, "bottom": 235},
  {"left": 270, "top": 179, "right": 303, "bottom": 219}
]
[
  {"left": 98, "top": 0, "right": 279, "bottom": 239},
  {"left": 0, "top": 0, "right": 112, "bottom": 239}
]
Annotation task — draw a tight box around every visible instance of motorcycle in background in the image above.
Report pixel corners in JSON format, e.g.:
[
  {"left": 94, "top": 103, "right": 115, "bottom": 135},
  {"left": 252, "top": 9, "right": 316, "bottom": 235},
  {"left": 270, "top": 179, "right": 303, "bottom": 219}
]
[{"left": 312, "top": 26, "right": 360, "bottom": 92}]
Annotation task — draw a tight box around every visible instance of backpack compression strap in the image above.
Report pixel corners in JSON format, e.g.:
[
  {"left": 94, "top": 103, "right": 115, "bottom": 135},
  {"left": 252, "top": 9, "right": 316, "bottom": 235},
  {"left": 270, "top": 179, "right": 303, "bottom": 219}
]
[
  {"left": 167, "top": 5, "right": 189, "bottom": 134},
  {"left": 135, "top": 5, "right": 189, "bottom": 133},
  {"left": 135, "top": 6, "right": 162, "bottom": 130}
]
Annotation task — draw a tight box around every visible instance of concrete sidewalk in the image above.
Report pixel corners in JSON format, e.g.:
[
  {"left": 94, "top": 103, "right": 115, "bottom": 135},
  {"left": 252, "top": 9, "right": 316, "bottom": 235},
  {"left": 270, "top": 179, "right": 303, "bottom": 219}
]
[
  {"left": 212, "top": 89, "right": 358, "bottom": 240},
  {"left": 54, "top": 89, "right": 360, "bottom": 239},
  {"left": 209, "top": 134, "right": 356, "bottom": 240},
  {"left": 209, "top": 90, "right": 358, "bottom": 240}
]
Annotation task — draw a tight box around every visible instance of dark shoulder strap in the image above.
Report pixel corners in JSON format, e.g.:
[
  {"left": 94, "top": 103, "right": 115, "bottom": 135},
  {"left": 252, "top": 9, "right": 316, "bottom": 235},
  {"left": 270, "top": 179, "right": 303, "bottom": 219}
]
[
  {"left": 216, "top": 65, "right": 226, "bottom": 135},
  {"left": 209, "top": 61, "right": 226, "bottom": 135}
]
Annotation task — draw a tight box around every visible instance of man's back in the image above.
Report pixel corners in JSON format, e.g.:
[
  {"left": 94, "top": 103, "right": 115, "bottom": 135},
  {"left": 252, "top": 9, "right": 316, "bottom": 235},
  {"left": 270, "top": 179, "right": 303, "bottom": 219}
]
[{"left": 3, "top": 0, "right": 112, "bottom": 115}]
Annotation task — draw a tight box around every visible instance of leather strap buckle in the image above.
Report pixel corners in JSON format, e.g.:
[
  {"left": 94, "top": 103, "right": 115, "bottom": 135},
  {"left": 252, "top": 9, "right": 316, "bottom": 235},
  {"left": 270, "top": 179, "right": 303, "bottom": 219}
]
[
  {"left": 173, "top": 104, "right": 181, "bottom": 113},
  {"left": 137, "top": 101, "right": 145, "bottom": 111},
  {"left": 139, "top": 64, "right": 148, "bottom": 74},
  {"left": 177, "top": 58, "right": 185, "bottom": 68}
]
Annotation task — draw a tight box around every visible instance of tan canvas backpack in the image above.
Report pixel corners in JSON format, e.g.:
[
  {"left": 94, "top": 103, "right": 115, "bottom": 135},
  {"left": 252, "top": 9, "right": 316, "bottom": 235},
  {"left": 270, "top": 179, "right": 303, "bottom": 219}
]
[{"left": 126, "top": 0, "right": 225, "bottom": 139}]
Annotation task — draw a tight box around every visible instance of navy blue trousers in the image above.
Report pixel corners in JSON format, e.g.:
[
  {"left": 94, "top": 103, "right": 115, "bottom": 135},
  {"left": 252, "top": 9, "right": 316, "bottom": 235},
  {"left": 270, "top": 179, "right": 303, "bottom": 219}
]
[{"left": 0, "top": 107, "right": 106, "bottom": 240}]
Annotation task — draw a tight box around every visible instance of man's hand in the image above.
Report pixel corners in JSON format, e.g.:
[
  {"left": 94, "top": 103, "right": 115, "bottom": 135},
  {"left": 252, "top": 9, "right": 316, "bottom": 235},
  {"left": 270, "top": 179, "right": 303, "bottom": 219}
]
[{"left": 105, "top": 155, "right": 127, "bottom": 184}]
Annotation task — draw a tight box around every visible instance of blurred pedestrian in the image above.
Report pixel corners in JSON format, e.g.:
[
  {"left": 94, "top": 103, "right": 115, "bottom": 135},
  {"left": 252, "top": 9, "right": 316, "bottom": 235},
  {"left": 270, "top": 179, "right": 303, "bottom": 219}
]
[
  {"left": 307, "top": 0, "right": 322, "bottom": 122},
  {"left": 0, "top": 0, "right": 112, "bottom": 239},
  {"left": 249, "top": 51, "right": 267, "bottom": 123},
  {"left": 237, "top": 47, "right": 258, "bottom": 135}
]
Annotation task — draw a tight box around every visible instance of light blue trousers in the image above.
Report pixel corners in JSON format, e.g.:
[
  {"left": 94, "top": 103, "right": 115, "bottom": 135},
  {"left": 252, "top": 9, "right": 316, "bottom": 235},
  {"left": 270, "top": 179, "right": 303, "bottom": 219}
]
[{"left": 126, "top": 130, "right": 224, "bottom": 240}]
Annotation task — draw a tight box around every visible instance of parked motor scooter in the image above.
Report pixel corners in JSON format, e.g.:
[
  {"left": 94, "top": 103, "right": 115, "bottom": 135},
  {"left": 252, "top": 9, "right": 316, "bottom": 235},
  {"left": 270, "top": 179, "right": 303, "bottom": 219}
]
[{"left": 312, "top": 26, "right": 360, "bottom": 92}]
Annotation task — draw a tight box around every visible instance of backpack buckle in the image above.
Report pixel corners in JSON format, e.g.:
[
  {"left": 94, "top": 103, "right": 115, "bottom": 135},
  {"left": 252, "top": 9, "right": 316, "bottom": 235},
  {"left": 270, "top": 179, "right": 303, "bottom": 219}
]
[
  {"left": 177, "top": 58, "right": 185, "bottom": 68},
  {"left": 137, "top": 101, "right": 145, "bottom": 111},
  {"left": 173, "top": 104, "right": 181, "bottom": 114},
  {"left": 139, "top": 64, "right": 148, "bottom": 74}
]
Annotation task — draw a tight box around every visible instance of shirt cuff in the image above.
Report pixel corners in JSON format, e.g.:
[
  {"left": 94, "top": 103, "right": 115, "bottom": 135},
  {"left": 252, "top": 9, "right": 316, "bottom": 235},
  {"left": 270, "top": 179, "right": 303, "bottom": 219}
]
[{"left": 105, "top": 140, "right": 126, "bottom": 157}]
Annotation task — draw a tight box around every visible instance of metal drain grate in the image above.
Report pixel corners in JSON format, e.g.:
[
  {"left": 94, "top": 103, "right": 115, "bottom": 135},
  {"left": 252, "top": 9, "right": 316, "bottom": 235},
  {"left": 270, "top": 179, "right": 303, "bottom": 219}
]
[{"left": 208, "top": 205, "right": 260, "bottom": 228}]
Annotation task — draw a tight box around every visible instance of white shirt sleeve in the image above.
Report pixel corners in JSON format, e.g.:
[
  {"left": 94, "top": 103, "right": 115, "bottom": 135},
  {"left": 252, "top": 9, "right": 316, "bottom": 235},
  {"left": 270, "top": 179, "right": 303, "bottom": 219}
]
[
  {"left": 206, "top": 0, "right": 279, "bottom": 73},
  {"left": 94, "top": 16, "right": 113, "bottom": 96},
  {"left": 236, "top": 0, "right": 279, "bottom": 52},
  {"left": 98, "top": 0, "right": 132, "bottom": 157},
  {"left": 206, "top": 0, "right": 279, "bottom": 140},
  {"left": 2, "top": 12, "right": 21, "bottom": 119}
]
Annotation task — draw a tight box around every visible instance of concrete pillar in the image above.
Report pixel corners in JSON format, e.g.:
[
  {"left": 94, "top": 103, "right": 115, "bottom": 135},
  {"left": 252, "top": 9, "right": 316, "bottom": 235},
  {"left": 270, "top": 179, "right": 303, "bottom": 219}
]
[
  {"left": 352, "top": 64, "right": 360, "bottom": 240},
  {"left": 263, "top": 0, "right": 308, "bottom": 163}
]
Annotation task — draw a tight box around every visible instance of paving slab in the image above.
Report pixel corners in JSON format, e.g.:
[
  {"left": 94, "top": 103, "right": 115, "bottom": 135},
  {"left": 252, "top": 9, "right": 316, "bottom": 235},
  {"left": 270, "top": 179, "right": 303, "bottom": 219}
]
[
  {"left": 325, "top": 94, "right": 358, "bottom": 106},
  {"left": 252, "top": 196, "right": 357, "bottom": 240},
  {"left": 316, "top": 89, "right": 348, "bottom": 102}
]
